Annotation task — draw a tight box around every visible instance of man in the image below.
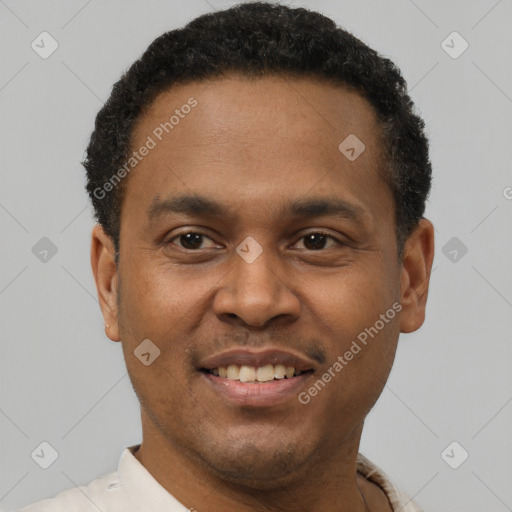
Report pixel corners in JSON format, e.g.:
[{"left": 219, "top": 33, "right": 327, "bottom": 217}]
[{"left": 19, "top": 2, "right": 434, "bottom": 511}]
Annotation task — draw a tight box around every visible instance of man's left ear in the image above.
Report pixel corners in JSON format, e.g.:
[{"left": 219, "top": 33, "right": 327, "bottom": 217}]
[{"left": 398, "top": 218, "right": 435, "bottom": 333}]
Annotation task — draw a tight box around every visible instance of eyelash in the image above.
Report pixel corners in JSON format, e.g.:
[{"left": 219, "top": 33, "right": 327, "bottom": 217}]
[{"left": 166, "top": 230, "right": 343, "bottom": 251}]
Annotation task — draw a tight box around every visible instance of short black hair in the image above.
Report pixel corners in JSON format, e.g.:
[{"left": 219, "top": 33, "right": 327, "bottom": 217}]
[{"left": 83, "top": 1, "right": 432, "bottom": 261}]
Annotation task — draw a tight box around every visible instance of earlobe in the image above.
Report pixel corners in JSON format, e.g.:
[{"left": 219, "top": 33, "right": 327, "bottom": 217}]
[
  {"left": 90, "top": 224, "right": 121, "bottom": 342},
  {"left": 398, "top": 218, "right": 435, "bottom": 334}
]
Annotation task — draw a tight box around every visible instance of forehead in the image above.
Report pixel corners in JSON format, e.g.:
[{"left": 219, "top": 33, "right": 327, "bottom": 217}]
[
  {"left": 136, "top": 74, "right": 381, "bottom": 159},
  {"left": 122, "top": 74, "right": 392, "bottom": 232}
]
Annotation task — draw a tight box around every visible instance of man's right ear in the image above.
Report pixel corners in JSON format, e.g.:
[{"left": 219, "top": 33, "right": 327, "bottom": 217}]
[{"left": 90, "top": 224, "right": 121, "bottom": 342}]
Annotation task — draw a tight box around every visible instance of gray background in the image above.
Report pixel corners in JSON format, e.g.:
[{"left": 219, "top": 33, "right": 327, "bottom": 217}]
[{"left": 1, "top": 0, "right": 511, "bottom": 511}]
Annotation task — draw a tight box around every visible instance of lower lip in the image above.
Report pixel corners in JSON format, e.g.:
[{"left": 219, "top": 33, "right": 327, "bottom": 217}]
[{"left": 201, "top": 371, "right": 314, "bottom": 407}]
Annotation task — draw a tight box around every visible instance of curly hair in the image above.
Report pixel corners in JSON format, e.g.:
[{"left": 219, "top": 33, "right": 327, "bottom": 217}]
[{"left": 83, "top": 1, "right": 432, "bottom": 262}]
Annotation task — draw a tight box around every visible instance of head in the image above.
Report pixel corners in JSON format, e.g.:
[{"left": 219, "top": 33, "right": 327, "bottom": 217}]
[{"left": 88, "top": 2, "right": 434, "bottom": 489}]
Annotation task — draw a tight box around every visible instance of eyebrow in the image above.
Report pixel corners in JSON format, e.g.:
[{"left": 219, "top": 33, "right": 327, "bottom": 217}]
[{"left": 147, "top": 194, "right": 369, "bottom": 226}]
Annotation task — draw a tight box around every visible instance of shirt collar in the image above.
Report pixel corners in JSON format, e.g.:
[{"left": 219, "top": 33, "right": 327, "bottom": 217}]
[
  {"left": 356, "top": 453, "right": 423, "bottom": 512},
  {"left": 118, "top": 444, "right": 189, "bottom": 511}
]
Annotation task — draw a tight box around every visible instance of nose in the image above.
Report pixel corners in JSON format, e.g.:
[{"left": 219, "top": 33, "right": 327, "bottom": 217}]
[{"left": 212, "top": 242, "right": 301, "bottom": 328}]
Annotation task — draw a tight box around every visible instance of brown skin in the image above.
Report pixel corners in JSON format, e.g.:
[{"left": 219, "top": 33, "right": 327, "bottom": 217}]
[{"left": 91, "top": 75, "right": 434, "bottom": 512}]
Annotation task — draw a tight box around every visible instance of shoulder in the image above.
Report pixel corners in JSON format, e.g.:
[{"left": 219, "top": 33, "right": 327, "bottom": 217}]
[{"left": 17, "top": 470, "right": 124, "bottom": 512}]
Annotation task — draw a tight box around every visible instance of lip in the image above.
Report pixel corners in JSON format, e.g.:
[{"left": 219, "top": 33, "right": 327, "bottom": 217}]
[
  {"left": 198, "top": 348, "right": 316, "bottom": 372},
  {"left": 201, "top": 370, "right": 314, "bottom": 407}
]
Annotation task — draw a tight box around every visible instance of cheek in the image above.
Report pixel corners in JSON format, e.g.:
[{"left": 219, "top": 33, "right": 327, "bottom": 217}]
[
  {"left": 118, "top": 262, "right": 198, "bottom": 339},
  {"left": 305, "top": 262, "right": 400, "bottom": 396},
  {"left": 311, "top": 318, "right": 399, "bottom": 424},
  {"left": 117, "top": 265, "right": 198, "bottom": 415},
  {"left": 117, "top": 262, "right": 220, "bottom": 382},
  {"left": 308, "top": 261, "right": 399, "bottom": 340}
]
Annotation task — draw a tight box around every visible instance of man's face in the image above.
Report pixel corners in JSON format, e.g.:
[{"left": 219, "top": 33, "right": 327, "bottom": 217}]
[{"left": 100, "top": 75, "right": 413, "bottom": 484}]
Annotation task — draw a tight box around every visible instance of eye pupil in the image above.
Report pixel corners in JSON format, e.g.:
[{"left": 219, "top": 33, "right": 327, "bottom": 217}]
[
  {"left": 304, "top": 233, "right": 328, "bottom": 250},
  {"left": 180, "top": 233, "right": 203, "bottom": 249}
]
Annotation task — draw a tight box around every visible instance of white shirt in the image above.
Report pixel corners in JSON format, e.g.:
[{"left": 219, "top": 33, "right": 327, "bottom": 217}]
[{"left": 18, "top": 445, "right": 423, "bottom": 511}]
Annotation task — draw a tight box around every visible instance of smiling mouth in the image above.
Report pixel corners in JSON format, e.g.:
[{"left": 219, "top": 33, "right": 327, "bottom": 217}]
[{"left": 201, "top": 364, "right": 314, "bottom": 383}]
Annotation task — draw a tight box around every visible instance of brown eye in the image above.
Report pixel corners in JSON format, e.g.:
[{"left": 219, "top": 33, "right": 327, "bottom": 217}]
[
  {"left": 169, "top": 232, "right": 217, "bottom": 250},
  {"left": 295, "top": 232, "right": 341, "bottom": 251}
]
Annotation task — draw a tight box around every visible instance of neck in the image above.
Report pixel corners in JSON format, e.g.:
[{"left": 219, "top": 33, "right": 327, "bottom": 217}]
[{"left": 133, "top": 412, "right": 376, "bottom": 512}]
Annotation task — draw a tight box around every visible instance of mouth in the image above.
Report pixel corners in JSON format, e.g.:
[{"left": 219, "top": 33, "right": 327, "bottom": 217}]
[
  {"left": 200, "top": 364, "right": 313, "bottom": 382},
  {"left": 198, "top": 348, "right": 316, "bottom": 406}
]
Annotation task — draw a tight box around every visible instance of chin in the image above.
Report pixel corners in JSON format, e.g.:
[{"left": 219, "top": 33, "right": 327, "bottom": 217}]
[{"left": 193, "top": 435, "right": 313, "bottom": 488}]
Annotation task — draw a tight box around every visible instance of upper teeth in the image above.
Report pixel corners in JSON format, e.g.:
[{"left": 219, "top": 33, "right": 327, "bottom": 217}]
[{"left": 211, "top": 364, "right": 301, "bottom": 382}]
